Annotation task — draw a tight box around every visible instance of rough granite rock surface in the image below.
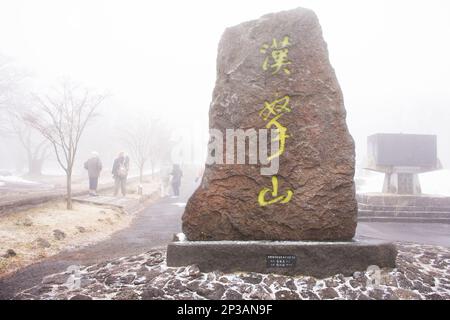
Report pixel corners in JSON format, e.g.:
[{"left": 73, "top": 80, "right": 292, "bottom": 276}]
[{"left": 182, "top": 7, "right": 357, "bottom": 241}]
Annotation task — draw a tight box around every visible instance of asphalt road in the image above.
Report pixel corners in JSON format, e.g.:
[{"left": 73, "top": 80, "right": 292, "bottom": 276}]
[{"left": 356, "top": 222, "right": 450, "bottom": 247}]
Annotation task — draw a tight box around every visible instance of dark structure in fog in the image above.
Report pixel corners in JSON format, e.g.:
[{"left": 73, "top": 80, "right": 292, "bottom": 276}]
[
  {"left": 358, "top": 133, "right": 450, "bottom": 224},
  {"left": 365, "top": 133, "right": 441, "bottom": 195}
]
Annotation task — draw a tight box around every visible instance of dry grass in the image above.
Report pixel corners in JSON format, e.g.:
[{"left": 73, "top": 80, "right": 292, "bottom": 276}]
[{"left": 0, "top": 201, "right": 133, "bottom": 278}]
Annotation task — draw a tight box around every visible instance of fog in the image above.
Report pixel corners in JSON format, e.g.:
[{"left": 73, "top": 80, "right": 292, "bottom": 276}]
[{"left": 1, "top": 0, "right": 449, "bottom": 192}]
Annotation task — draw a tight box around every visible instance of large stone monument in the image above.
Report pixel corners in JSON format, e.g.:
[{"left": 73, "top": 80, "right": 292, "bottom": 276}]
[{"left": 167, "top": 7, "right": 397, "bottom": 277}]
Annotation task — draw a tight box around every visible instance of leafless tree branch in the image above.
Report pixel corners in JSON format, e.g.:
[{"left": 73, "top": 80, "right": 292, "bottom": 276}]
[{"left": 24, "top": 79, "right": 106, "bottom": 209}]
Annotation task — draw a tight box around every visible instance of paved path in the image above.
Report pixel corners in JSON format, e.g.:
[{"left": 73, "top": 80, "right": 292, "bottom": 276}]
[
  {"left": 0, "top": 184, "right": 193, "bottom": 299},
  {"left": 72, "top": 194, "right": 144, "bottom": 213},
  {"left": 356, "top": 222, "right": 450, "bottom": 247}
]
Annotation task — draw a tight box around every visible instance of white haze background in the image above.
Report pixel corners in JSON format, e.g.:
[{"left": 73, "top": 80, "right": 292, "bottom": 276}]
[{"left": 0, "top": 0, "right": 449, "bottom": 194}]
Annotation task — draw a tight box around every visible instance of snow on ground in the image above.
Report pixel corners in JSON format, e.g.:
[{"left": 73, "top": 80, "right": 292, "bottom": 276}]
[
  {"left": 0, "top": 175, "right": 40, "bottom": 186},
  {"left": 421, "top": 169, "right": 450, "bottom": 196},
  {"left": 0, "top": 175, "right": 56, "bottom": 193},
  {"left": 15, "top": 243, "right": 450, "bottom": 300},
  {"left": 356, "top": 169, "right": 450, "bottom": 196}
]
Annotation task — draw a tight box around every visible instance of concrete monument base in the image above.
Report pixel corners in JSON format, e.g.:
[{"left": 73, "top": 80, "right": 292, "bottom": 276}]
[{"left": 166, "top": 235, "right": 397, "bottom": 278}]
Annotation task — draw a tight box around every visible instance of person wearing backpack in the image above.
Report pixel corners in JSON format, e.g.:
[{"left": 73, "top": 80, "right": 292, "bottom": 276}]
[{"left": 112, "top": 151, "right": 130, "bottom": 197}]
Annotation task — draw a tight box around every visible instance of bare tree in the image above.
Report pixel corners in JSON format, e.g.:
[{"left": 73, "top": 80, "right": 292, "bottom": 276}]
[
  {"left": 122, "top": 116, "right": 172, "bottom": 183},
  {"left": 0, "top": 54, "right": 49, "bottom": 174},
  {"left": 0, "top": 54, "right": 22, "bottom": 133},
  {"left": 24, "top": 80, "right": 106, "bottom": 209},
  {"left": 5, "top": 107, "right": 50, "bottom": 175}
]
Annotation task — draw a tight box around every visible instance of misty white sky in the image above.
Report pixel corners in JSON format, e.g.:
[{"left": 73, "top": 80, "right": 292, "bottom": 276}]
[{"left": 1, "top": 0, "right": 450, "bottom": 167}]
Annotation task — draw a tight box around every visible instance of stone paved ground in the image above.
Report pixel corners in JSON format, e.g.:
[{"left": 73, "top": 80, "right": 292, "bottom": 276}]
[{"left": 15, "top": 242, "right": 450, "bottom": 300}]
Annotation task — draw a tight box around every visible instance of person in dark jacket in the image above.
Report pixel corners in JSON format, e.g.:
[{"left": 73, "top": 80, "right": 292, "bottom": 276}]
[
  {"left": 170, "top": 164, "right": 183, "bottom": 197},
  {"left": 112, "top": 151, "right": 130, "bottom": 197},
  {"left": 84, "top": 151, "right": 102, "bottom": 196}
]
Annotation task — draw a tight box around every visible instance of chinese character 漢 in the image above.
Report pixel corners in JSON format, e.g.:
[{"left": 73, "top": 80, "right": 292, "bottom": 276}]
[{"left": 260, "top": 36, "right": 292, "bottom": 75}]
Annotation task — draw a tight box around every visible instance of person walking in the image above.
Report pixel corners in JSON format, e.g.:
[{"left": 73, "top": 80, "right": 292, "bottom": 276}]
[
  {"left": 160, "top": 167, "right": 171, "bottom": 197},
  {"left": 84, "top": 151, "right": 102, "bottom": 196},
  {"left": 112, "top": 151, "right": 130, "bottom": 197},
  {"left": 170, "top": 164, "right": 183, "bottom": 197}
]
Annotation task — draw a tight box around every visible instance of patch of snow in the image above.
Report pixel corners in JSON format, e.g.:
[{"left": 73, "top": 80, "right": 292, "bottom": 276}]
[
  {"left": 175, "top": 233, "right": 186, "bottom": 242},
  {"left": 172, "top": 202, "right": 186, "bottom": 208},
  {"left": 355, "top": 172, "right": 384, "bottom": 193},
  {"left": 0, "top": 175, "right": 40, "bottom": 185},
  {"left": 420, "top": 169, "right": 450, "bottom": 196},
  {"left": 356, "top": 169, "right": 450, "bottom": 196}
]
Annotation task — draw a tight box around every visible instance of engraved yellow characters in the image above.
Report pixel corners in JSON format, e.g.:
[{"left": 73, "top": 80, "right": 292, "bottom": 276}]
[
  {"left": 260, "top": 36, "right": 292, "bottom": 75},
  {"left": 265, "top": 114, "right": 289, "bottom": 161},
  {"left": 259, "top": 95, "right": 291, "bottom": 121},
  {"left": 257, "top": 36, "right": 294, "bottom": 207},
  {"left": 259, "top": 95, "right": 291, "bottom": 161},
  {"left": 258, "top": 176, "right": 293, "bottom": 207}
]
